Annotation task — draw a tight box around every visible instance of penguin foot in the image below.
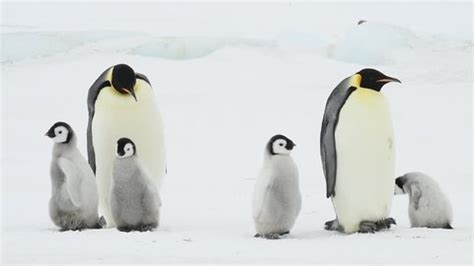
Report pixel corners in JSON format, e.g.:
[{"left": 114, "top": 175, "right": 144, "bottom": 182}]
[
  {"left": 263, "top": 233, "right": 282, "bottom": 240},
  {"left": 359, "top": 217, "right": 396, "bottom": 233},
  {"left": 358, "top": 221, "right": 377, "bottom": 233},
  {"left": 117, "top": 226, "right": 132, "bottom": 232},
  {"left": 375, "top": 217, "right": 396, "bottom": 230},
  {"left": 254, "top": 233, "right": 286, "bottom": 239},
  {"left": 135, "top": 224, "right": 156, "bottom": 232},
  {"left": 324, "top": 219, "right": 343, "bottom": 232}
]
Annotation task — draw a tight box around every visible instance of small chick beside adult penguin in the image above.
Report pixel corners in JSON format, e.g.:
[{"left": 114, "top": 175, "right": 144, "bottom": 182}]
[
  {"left": 395, "top": 172, "right": 453, "bottom": 229},
  {"left": 252, "top": 134, "right": 301, "bottom": 239},
  {"left": 46, "top": 122, "right": 102, "bottom": 231},
  {"left": 110, "top": 138, "right": 161, "bottom": 232}
]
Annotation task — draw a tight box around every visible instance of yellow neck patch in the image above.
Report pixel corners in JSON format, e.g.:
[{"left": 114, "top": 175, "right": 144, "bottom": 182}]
[
  {"left": 350, "top": 74, "right": 362, "bottom": 88},
  {"left": 349, "top": 74, "right": 383, "bottom": 103}
]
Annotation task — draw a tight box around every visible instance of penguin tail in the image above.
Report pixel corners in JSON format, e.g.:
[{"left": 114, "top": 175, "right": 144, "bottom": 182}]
[
  {"left": 92, "top": 216, "right": 107, "bottom": 229},
  {"left": 443, "top": 224, "right": 453, "bottom": 229}
]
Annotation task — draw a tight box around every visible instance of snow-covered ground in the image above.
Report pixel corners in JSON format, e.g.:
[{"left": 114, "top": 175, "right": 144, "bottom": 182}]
[{"left": 1, "top": 2, "right": 472, "bottom": 264}]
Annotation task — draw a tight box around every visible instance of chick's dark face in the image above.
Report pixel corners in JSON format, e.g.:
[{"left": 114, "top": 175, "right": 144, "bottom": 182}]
[
  {"left": 357, "top": 68, "right": 401, "bottom": 91},
  {"left": 111, "top": 64, "right": 137, "bottom": 100}
]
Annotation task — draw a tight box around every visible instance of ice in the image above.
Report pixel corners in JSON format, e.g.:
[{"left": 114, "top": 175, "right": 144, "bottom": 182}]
[
  {"left": 130, "top": 37, "right": 274, "bottom": 60},
  {"left": 329, "top": 22, "right": 423, "bottom": 65},
  {"left": 1, "top": 31, "right": 140, "bottom": 63}
]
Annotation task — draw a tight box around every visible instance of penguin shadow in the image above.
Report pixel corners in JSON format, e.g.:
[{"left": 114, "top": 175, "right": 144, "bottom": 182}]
[
  {"left": 290, "top": 229, "right": 341, "bottom": 240},
  {"left": 250, "top": 230, "right": 335, "bottom": 240}
]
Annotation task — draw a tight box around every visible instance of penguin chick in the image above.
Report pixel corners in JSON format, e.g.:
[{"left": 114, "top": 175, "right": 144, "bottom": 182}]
[
  {"left": 395, "top": 172, "right": 453, "bottom": 229},
  {"left": 46, "top": 122, "right": 102, "bottom": 231},
  {"left": 110, "top": 138, "right": 161, "bottom": 232},
  {"left": 252, "top": 134, "right": 301, "bottom": 239}
]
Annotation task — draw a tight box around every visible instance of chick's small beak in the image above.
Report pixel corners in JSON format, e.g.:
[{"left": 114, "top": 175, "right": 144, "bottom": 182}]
[
  {"left": 377, "top": 76, "right": 401, "bottom": 84},
  {"left": 45, "top": 130, "right": 55, "bottom": 138},
  {"left": 123, "top": 88, "right": 138, "bottom": 101}
]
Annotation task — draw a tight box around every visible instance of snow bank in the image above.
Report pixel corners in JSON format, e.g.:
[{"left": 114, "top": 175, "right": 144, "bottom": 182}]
[
  {"left": 129, "top": 37, "right": 274, "bottom": 60},
  {"left": 329, "top": 22, "right": 423, "bottom": 65},
  {"left": 1, "top": 31, "right": 138, "bottom": 62}
]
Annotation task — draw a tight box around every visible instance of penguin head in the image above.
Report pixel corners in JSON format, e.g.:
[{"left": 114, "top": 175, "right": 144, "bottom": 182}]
[
  {"left": 266, "top": 134, "right": 296, "bottom": 156},
  {"left": 116, "top": 138, "right": 136, "bottom": 158},
  {"left": 355, "top": 68, "right": 401, "bottom": 91},
  {"left": 111, "top": 64, "right": 137, "bottom": 101},
  {"left": 45, "top": 121, "right": 74, "bottom": 144},
  {"left": 395, "top": 175, "right": 407, "bottom": 194}
]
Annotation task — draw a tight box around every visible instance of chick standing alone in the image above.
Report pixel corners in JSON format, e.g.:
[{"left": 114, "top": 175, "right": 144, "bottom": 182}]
[
  {"left": 46, "top": 122, "right": 102, "bottom": 231},
  {"left": 253, "top": 135, "right": 301, "bottom": 239},
  {"left": 395, "top": 172, "right": 453, "bottom": 229},
  {"left": 110, "top": 138, "right": 161, "bottom": 232}
]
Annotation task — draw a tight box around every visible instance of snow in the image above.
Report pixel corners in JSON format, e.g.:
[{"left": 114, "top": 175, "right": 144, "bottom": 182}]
[{"left": 1, "top": 1, "right": 472, "bottom": 264}]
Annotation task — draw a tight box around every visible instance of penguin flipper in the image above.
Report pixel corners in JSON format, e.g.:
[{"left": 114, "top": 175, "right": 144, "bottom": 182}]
[
  {"left": 410, "top": 184, "right": 422, "bottom": 210},
  {"left": 87, "top": 80, "right": 110, "bottom": 174},
  {"left": 320, "top": 81, "right": 357, "bottom": 198},
  {"left": 136, "top": 73, "right": 151, "bottom": 86},
  {"left": 58, "top": 157, "right": 82, "bottom": 208},
  {"left": 86, "top": 67, "right": 113, "bottom": 174}
]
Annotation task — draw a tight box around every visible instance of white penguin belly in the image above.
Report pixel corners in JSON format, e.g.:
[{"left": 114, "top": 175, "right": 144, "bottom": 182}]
[
  {"left": 333, "top": 88, "right": 395, "bottom": 233},
  {"left": 92, "top": 82, "right": 166, "bottom": 226}
]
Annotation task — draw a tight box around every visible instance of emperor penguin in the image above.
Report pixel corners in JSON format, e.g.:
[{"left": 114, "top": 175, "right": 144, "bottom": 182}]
[
  {"left": 110, "top": 138, "right": 161, "bottom": 232},
  {"left": 87, "top": 64, "right": 166, "bottom": 227},
  {"left": 320, "top": 68, "right": 401, "bottom": 233},
  {"left": 46, "top": 122, "right": 102, "bottom": 230},
  {"left": 395, "top": 172, "right": 453, "bottom": 229},
  {"left": 253, "top": 134, "right": 301, "bottom": 239}
]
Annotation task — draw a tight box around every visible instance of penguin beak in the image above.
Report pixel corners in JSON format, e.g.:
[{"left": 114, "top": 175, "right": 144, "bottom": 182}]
[
  {"left": 123, "top": 88, "right": 138, "bottom": 101},
  {"left": 377, "top": 76, "right": 401, "bottom": 84},
  {"left": 45, "top": 129, "right": 55, "bottom": 138}
]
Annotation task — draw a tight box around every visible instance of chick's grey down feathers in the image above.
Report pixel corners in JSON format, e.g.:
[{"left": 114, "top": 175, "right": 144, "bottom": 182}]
[
  {"left": 110, "top": 156, "right": 161, "bottom": 231},
  {"left": 49, "top": 127, "right": 102, "bottom": 230}
]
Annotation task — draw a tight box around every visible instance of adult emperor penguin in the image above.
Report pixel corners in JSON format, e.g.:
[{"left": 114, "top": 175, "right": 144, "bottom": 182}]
[
  {"left": 253, "top": 134, "right": 301, "bottom": 239},
  {"left": 46, "top": 122, "right": 102, "bottom": 230},
  {"left": 110, "top": 138, "right": 161, "bottom": 232},
  {"left": 320, "top": 68, "right": 400, "bottom": 233},
  {"left": 87, "top": 64, "right": 166, "bottom": 227}
]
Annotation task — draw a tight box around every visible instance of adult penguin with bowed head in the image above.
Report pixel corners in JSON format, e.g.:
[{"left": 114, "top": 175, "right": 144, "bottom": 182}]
[
  {"left": 87, "top": 64, "right": 166, "bottom": 227},
  {"left": 320, "top": 68, "right": 401, "bottom": 233}
]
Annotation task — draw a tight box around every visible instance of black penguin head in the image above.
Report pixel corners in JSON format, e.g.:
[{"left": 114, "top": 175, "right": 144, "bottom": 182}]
[
  {"left": 111, "top": 64, "right": 137, "bottom": 101},
  {"left": 395, "top": 175, "right": 407, "bottom": 194},
  {"left": 116, "top": 138, "right": 136, "bottom": 158},
  {"left": 266, "top": 134, "right": 296, "bottom": 156},
  {"left": 356, "top": 68, "right": 401, "bottom": 91},
  {"left": 45, "top": 121, "right": 73, "bottom": 144}
]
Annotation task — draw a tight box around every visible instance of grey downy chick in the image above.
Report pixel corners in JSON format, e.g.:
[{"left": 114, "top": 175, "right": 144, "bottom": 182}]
[
  {"left": 252, "top": 134, "right": 301, "bottom": 239},
  {"left": 110, "top": 138, "right": 161, "bottom": 232},
  {"left": 46, "top": 122, "right": 103, "bottom": 231},
  {"left": 395, "top": 172, "right": 453, "bottom": 229}
]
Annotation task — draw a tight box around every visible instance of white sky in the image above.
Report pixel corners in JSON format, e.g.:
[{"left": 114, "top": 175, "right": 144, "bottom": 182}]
[{"left": 1, "top": 2, "right": 472, "bottom": 40}]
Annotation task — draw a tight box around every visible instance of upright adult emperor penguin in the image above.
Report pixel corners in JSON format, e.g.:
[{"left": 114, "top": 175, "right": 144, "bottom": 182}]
[
  {"left": 320, "top": 68, "right": 400, "bottom": 233},
  {"left": 87, "top": 64, "right": 166, "bottom": 227}
]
